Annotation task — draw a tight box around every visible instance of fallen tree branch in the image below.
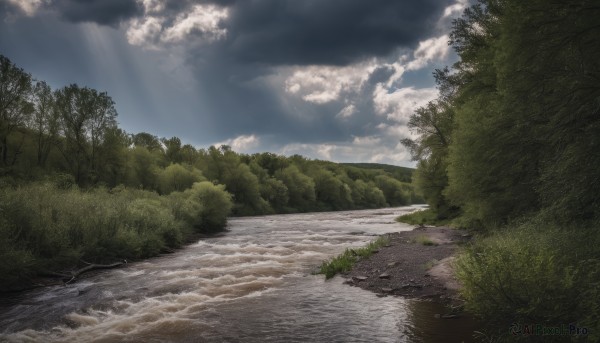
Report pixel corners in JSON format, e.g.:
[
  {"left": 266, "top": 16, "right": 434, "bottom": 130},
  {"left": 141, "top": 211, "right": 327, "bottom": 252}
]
[{"left": 64, "top": 260, "right": 127, "bottom": 284}]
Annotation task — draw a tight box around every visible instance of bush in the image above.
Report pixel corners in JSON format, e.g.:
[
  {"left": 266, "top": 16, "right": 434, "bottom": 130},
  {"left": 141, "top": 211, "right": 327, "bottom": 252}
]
[
  {"left": 455, "top": 220, "right": 600, "bottom": 342},
  {"left": 0, "top": 181, "right": 233, "bottom": 290},
  {"left": 158, "top": 164, "right": 205, "bottom": 194},
  {"left": 172, "top": 181, "right": 233, "bottom": 232}
]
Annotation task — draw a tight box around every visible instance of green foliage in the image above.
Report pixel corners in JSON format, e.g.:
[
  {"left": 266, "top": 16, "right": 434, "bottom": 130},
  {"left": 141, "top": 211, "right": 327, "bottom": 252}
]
[
  {"left": 351, "top": 179, "right": 386, "bottom": 208},
  {"left": 399, "top": 1, "right": 600, "bottom": 337},
  {"left": 456, "top": 221, "right": 600, "bottom": 342},
  {"left": 319, "top": 236, "right": 390, "bottom": 279},
  {"left": 396, "top": 208, "right": 451, "bottom": 226},
  {"left": 275, "top": 165, "right": 316, "bottom": 212},
  {"left": 174, "top": 181, "right": 233, "bottom": 232},
  {"left": 341, "top": 163, "right": 413, "bottom": 183},
  {"left": 374, "top": 175, "right": 410, "bottom": 206},
  {"left": 158, "top": 163, "right": 205, "bottom": 194},
  {"left": 310, "top": 168, "right": 353, "bottom": 210},
  {"left": 0, "top": 181, "right": 233, "bottom": 290}
]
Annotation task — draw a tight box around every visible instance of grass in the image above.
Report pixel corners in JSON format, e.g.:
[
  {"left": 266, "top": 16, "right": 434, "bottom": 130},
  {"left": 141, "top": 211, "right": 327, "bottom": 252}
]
[
  {"left": 414, "top": 234, "right": 438, "bottom": 246},
  {"left": 455, "top": 219, "right": 600, "bottom": 342},
  {"left": 396, "top": 208, "right": 451, "bottom": 226},
  {"left": 318, "top": 235, "right": 390, "bottom": 279}
]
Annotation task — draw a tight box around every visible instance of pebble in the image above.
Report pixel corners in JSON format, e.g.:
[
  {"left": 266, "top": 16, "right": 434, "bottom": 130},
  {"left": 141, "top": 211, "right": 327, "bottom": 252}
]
[{"left": 378, "top": 272, "right": 391, "bottom": 279}]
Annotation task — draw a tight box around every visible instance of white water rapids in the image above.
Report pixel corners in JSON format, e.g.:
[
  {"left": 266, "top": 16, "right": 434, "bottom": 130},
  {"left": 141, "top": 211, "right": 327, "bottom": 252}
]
[{"left": 0, "top": 206, "right": 477, "bottom": 342}]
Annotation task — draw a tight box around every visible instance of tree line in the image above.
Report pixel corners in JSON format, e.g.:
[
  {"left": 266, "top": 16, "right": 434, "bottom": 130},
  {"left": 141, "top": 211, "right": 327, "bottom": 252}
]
[
  {"left": 402, "top": 0, "right": 599, "bottom": 340},
  {"left": 0, "top": 54, "right": 421, "bottom": 290}
]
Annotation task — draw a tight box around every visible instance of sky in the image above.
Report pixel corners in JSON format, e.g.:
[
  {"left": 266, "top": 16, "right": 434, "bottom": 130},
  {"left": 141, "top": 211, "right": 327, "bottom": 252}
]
[{"left": 0, "top": 0, "right": 467, "bottom": 167}]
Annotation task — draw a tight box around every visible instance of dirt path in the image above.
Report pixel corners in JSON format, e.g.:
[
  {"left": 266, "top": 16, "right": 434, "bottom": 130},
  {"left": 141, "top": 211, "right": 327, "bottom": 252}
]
[{"left": 342, "top": 226, "right": 471, "bottom": 301}]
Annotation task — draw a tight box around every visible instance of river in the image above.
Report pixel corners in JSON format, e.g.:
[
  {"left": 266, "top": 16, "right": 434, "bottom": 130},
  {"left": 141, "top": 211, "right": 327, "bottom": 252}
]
[{"left": 0, "top": 206, "right": 478, "bottom": 342}]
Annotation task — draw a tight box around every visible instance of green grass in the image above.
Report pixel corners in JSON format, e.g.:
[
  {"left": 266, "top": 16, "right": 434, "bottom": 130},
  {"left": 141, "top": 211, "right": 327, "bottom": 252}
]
[
  {"left": 456, "top": 219, "right": 600, "bottom": 342},
  {"left": 318, "top": 236, "right": 390, "bottom": 279},
  {"left": 396, "top": 208, "right": 451, "bottom": 226},
  {"left": 413, "top": 234, "right": 438, "bottom": 246}
]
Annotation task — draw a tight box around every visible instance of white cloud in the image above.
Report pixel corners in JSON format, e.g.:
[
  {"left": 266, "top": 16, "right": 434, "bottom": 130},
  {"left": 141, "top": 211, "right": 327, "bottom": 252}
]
[
  {"left": 139, "top": 0, "right": 165, "bottom": 14},
  {"left": 125, "top": 4, "right": 229, "bottom": 48},
  {"left": 7, "top": 0, "right": 46, "bottom": 16},
  {"left": 215, "top": 134, "right": 260, "bottom": 153},
  {"left": 126, "top": 16, "right": 164, "bottom": 48},
  {"left": 443, "top": 0, "right": 469, "bottom": 18},
  {"left": 337, "top": 104, "right": 356, "bottom": 118},
  {"left": 162, "top": 5, "right": 228, "bottom": 43},
  {"left": 284, "top": 60, "right": 377, "bottom": 104},
  {"left": 352, "top": 135, "right": 381, "bottom": 146},
  {"left": 372, "top": 84, "right": 438, "bottom": 123},
  {"left": 406, "top": 35, "right": 450, "bottom": 71}
]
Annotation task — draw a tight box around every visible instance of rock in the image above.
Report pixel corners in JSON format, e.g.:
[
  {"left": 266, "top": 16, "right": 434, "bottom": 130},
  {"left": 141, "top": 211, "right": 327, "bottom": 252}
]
[
  {"left": 383, "top": 244, "right": 392, "bottom": 248},
  {"left": 387, "top": 262, "right": 398, "bottom": 267},
  {"left": 378, "top": 272, "right": 391, "bottom": 279},
  {"left": 409, "top": 279, "right": 414, "bottom": 282},
  {"left": 424, "top": 273, "right": 430, "bottom": 277},
  {"left": 380, "top": 287, "right": 393, "bottom": 293},
  {"left": 352, "top": 276, "right": 368, "bottom": 282},
  {"left": 376, "top": 293, "right": 387, "bottom": 298}
]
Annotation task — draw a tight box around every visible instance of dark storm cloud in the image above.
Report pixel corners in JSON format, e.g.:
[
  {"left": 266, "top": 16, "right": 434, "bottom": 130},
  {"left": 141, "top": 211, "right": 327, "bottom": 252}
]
[
  {"left": 54, "top": 0, "right": 141, "bottom": 26},
  {"left": 180, "top": 0, "right": 454, "bottom": 144},
  {"left": 219, "top": 0, "right": 454, "bottom": 66}
]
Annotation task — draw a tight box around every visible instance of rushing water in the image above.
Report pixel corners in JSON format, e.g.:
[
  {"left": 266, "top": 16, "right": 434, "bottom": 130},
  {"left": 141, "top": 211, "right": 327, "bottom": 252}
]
[{"left": 0, "top": 206, "right": 479, "bottom": 342}]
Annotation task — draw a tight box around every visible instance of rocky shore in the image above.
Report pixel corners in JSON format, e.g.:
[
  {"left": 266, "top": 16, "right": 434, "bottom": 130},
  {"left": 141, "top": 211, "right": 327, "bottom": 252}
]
[{"left": 342, "top": 226, "right": 471, "bottom": 301}]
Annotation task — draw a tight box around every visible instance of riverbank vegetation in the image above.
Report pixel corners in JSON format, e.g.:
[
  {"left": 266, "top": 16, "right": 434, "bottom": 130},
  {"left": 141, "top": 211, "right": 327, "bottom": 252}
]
[
  {"left": 0, "top": 54, "right": 421, "bottom": 291},
  {"left": 399, "top": 0, "right": 599, "bottom": 340},
  {"left": 318, "top": 236, "right": 390, "bottom": 279}
]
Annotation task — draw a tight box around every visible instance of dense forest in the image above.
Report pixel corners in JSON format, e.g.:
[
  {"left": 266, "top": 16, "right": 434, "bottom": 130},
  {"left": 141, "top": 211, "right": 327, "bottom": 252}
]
[
  {"left": 0, "top": 54, "right": 422, "bottom": 290},
  {"left": 401, "top": 0, "right": 599, "bottom": 341}
]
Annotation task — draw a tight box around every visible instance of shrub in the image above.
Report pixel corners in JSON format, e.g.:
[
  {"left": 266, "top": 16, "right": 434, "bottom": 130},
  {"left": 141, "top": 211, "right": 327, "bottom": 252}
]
[
  {"left": 455, "top": 220, "right": 600, "bottom": 342},
  {"left": 173, "top": 181, "right": 233, "bottom": 232},
  {"left": 0, "top": 180, "right": 232, "bottom": 290}
]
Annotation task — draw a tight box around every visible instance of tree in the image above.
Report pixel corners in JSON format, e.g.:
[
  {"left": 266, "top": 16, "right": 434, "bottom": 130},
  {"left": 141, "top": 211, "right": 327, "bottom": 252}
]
[
  {"left": 132, "top": 132, "right": 163, "bottom": 154},
  {"left": 30, "top": 81, "right": 59, "bottom": 168},
  {"left": 55, "top": 84, "right": 117, "bottom": 184},
  {"left": 162, "top": 136, "right": 182, "bottom": 164},
  {"left": 275, "top": 165, "right": 316, "bottom": 212},
  {"left": 401, "top": 68, "right": 458, "bottom": 218},
  {"left": 0, "top": 55, "right": 33, "bottom": 166},
  {"left": 311, "top": 168, "right": 353, "bottom": 210},
  {"left": 158, "top": 163, "right": 205, "bottom": 195}
]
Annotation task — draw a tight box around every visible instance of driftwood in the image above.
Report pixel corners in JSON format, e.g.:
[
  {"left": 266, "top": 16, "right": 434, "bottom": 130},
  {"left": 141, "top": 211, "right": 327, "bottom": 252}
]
[{"left": 44, "top": 260, "right": 127, "bottom": 285}]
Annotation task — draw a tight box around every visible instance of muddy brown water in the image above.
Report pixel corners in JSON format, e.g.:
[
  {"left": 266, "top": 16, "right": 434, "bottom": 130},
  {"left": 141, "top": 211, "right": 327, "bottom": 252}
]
[{"left": 0, "top": 206, "right": 480, "bottom": 342}]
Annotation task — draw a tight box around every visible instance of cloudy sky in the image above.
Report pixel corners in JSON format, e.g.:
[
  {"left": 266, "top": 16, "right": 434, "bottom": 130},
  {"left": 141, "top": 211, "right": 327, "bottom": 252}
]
[{"left": 0, "top": 0, "right": 467, "bottom": 166}]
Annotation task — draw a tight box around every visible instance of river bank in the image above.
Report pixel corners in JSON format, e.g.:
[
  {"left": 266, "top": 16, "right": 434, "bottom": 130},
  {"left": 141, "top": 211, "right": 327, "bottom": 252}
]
[{"left": 340, "top": 226, "right": 471, "bottom": 301}]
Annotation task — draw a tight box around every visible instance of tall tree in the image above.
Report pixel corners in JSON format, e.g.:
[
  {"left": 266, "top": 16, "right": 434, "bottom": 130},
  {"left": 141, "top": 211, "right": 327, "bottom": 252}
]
[
  {"left": 0, "top": 55, "right": 33, "bottom": 166},
  {"left": 55, "top": 84, "right": 117, "bottom": 184},
  {"left": 30, "top": 81, "right": 59, "bottom": 167}
]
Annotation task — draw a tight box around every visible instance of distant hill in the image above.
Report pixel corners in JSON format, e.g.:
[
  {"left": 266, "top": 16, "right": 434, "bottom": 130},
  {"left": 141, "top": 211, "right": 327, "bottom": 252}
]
[{"left": 342, "top": 163, "right": 414, "bottom": 183}]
